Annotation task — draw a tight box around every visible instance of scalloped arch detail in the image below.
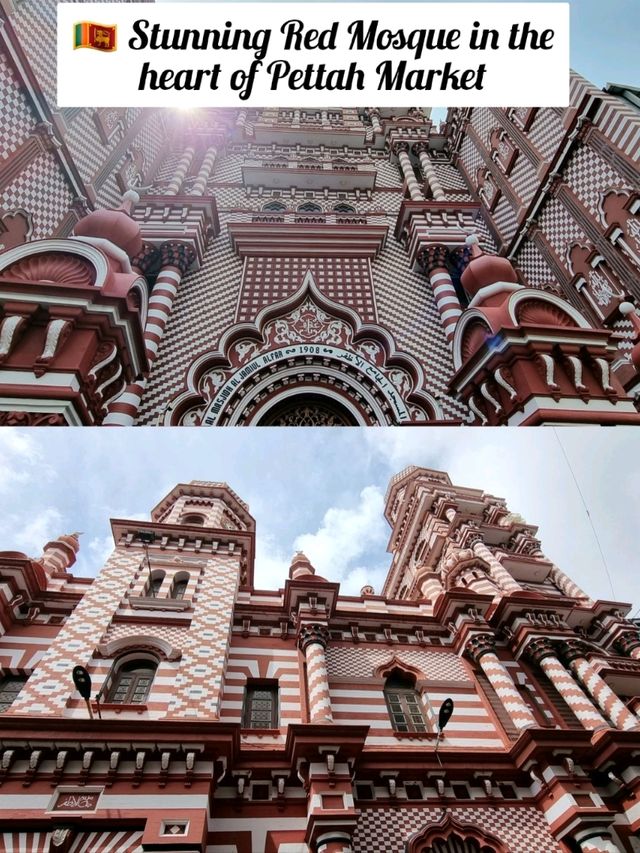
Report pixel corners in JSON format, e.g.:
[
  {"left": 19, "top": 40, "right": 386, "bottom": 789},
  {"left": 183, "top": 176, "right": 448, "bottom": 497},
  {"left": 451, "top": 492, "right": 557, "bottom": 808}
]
[
  {"left": 514, "top": 298, "right": 576, "bottom": 328},
  {"left": 407, "top": 813, "right": 508, "bottom": 853}
]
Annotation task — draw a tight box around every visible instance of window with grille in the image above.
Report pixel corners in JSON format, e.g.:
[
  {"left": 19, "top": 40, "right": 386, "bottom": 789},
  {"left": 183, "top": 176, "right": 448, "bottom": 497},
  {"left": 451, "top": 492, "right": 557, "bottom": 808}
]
[
  {"left": 107, "top": 659, "right": 157, "bottom": 704},
  {"left": 384, "top": 672, "right": 428, "bottom": 733},
  {"left": 243, "top": 682, "right": 278, "bottom": 729},
  {"left": 145, "top": 570, "right": 164, "bottom": 597},
  {"left": 171, "top": 578, "right": 189, "bottom": 600},
  {"left": 0, "top": 675, "right": 27, "bottom": 712}
]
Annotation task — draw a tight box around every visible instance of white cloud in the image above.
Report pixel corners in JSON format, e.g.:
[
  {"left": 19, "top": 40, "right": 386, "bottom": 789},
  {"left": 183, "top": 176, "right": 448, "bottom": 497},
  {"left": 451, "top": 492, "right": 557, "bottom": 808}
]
[
  {"left": 254, "top": 531, "right": 290, "bottom": 590},
  {"left": 293, "top": 485, "right": 387, "bottom": 588},
  {"left": 0, "top": 430, "right": 54, "bottom": 494},
  {"left": 4, "top": 507, "right": 64, "bottom": 557}
]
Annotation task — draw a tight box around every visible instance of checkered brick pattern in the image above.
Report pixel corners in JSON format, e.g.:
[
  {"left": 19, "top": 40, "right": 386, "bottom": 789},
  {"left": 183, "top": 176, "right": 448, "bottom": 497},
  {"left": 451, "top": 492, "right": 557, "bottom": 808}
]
[
  {"left": 515, "top": 240, "right": 556, "bottom": 288},
  {"left": 239, "top": 257, "right": 376, "bottom": 323},
  {"left": 7, "top": 548, "right": 141, "bottom": 715},
  {"left": 527, "top": 108, "right": 565, "bottom": 162},
  {"left": 103, "top": 622, "right": 189, "bottom": 649},
  {"left": 351, "top": 806, "right": 560, "bottom": 853},
  {"left": 563, "top": 144, "right": 628, "bottom": 220},
  {"left": 506, "top": 150, "right": 539, "bottom": 210},
  {"left": 9, "top": 0, "right": 58, "bottom": 107},
  {"left": 136, "top": 222, "right": 243, "bottom": 423},
  {"left": 166, "top": 553, "right": 240, "bottom": 719},
  {"left": 2, "top": 152, "right": 75, "bottom": 240},
  {"left": 0, "top": 51, "right": 37, "bottom": 156},
  {"left": 325, "top": 647, "right": 469, "bottom": 681},
  {"left": 491, "top": 195, "right": 518, "bottom": 244},
  {"left": 433, "top": 163, "right": 470, "bottom": 193},
  {"left": 537, "top": 196, "right": 585, "bottom": 258},
  {"left": 62, "top": 110, "right": 112, "bottom": 188}
]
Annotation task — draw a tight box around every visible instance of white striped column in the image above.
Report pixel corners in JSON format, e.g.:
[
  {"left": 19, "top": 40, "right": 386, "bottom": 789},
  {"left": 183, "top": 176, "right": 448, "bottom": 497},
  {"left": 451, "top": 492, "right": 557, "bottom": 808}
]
[
  {"left": 316, "top": 834, "right": 353, "bottom": 853},
  {"left": 558, "top": 641, "right": 639, "bottom": 731},
  {"left": 526, "top": 638, "right": 609, "bottom": 731},
  {"left": 549, "top": 564, "right": 592, "bottom": 602},
  {"left": 573, "top": 827, "right": 622, "bottom": 852},
  {"left": 417, "top": 245, "right": 462, "bottom": 346},
  {"left": 191, "top": 146, "right": 217, "bottom": 196},
  {"left": 299, "top": 624, "right": 332, "bottom": 723},
  {"left": 165, "top": 147, "right": 195, "bottom": 195},
  {"left": 104, "top": 240, "right": 195, "bottom": 426},
  {"left": 392, "top": 141, "right": 423, "bottom": 201},
  {"left": 471, "top": 538, "right": 523, "bottom": 595},
  {"left": 614, "top": 630, "right": 640, "bottom": 661},
  {"left": 465, "top": 633, "right": 537, "bottom": 729},
  {"left": 413, "top": 142, "right": 446, "bottom": 201},
  {"left": 368, "top": 109, "right": 382, "bottom": 135}
]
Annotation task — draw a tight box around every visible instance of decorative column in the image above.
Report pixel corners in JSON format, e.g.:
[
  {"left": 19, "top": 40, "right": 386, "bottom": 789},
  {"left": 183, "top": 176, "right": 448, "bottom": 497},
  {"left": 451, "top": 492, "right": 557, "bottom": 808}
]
[
  {"left": 299, "top": 624, "right": 333, "bottom": 723},
  {"left": 104, "top": 240, "right": 195, "bottom": 425},
  {"left": 525, "top": 638, "right": 609, "bottom": 731},
  {"left": 557, "top": 640, "right": 639, "bottom": 731},
  {"left": 165, "top": 147, "right": 195, "bottom": 195},
  {"left": 191, "top": 146, "right": 217, "bottom": 196},
  {"left": 470, "top": 537, "right": 523, "bottom": 595},
  {"left": 316, "top": 834, "right": 353, "bottom": 853},
  {"left": 572, "top": 827, "right": 622, "bottom": 852},
  {"left": 417, "top": 245, "right": 463, "bottom": 345},
  {"left": 392, "top": 141, "right": 423, "bottom": 202},
  {"left": 614, "top": 630, "right": 640, "bottom": 661},
  {"left": 548, "top": 564, "right": 592, "bottom": 602},
  {"left": 369, "top": 109, "right": 382, "bottom": 135},
  {"left": 413, "top": 142, "right": 445, "bottom": 201},
  {"left": 465, "top": 633, "right": 537, "bottom": 730}
]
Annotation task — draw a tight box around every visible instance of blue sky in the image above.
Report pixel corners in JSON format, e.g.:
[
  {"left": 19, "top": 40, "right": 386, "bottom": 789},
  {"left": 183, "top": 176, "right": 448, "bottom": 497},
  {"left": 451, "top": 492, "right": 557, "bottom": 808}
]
[{"left": 1, "top": 428, "right": 638, "bottom": 616}]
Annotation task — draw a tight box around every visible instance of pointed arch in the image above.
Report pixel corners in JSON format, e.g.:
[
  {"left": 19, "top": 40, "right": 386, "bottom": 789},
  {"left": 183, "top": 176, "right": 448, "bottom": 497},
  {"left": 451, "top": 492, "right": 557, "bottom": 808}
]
[
  {"left": 375, "top": 656, "right": 425, "bottom": 682},
  {"left": 164, "top": 270, "right": 442, "bottom": 426},
  {"left": 406, "top": 814, "right": 508, "bottom": 853}
]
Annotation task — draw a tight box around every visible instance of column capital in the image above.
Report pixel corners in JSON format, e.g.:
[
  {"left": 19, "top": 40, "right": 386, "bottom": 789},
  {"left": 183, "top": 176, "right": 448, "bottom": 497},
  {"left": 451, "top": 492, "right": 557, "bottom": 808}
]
[
  {"left": 299, "top": 623, "right": 330, "bottom": 652},
  {"left": 464, "top": 632, "right": 497, "bottom": 663},
  {"left": 411, "top": 141, "right": 431, "bottom": 157},
  {"left": 417, "top": 244, "right": 450, "bottom": 274},
  {"left": 524, "top": 636, "right": 558, "bottom": 666},
  {"left": 391, "top": 140, "right": 411, "bottom": 156},
  {"left": 159, "top": 241, "right": 196, "bottom": 275},
  {"left": 613, "top": 629, "right": 640, "bottom": 657},
  {"left": 131, "top": 242, "right": 161, "bottom": 276},
  {"left": 557, "top": 639, "right": 591, "bottom": 665}
]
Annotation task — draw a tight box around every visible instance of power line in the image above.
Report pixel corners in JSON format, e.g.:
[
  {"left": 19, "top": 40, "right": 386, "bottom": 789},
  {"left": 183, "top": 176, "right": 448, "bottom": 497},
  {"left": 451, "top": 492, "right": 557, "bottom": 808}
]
[{"left": 552, "top": 428, "right": 616, "bottom": 600}]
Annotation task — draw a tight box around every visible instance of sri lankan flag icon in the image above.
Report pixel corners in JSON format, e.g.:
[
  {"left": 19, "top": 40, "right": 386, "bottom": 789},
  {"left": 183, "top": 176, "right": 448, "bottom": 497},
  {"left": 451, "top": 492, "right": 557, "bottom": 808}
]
[{"left": 73, "top": 22, "right": 117, "bottom": 52}]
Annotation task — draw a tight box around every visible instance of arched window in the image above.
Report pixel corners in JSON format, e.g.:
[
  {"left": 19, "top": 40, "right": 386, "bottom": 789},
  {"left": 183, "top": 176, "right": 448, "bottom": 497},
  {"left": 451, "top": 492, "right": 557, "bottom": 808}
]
[
  {"left": 0, "top": 675, "right": 27, "bottom": 712},
  {"left": 333, "top": 203, "right": 356, "bottom": 213},
  {"left": 297, "top": 202, "right": 322, "bottom": 213},
  {"left": 262, "top": 201, "right": 287, "bottom": 212},
  {"left": 384, "top": 670, "right": 427, "bottom": 732},
  {"left": 180, "top": 514, "right": 205, "bottom": 526},
  {"left": 145, "top": 569, "right": 165, "bottom": 597},
  {"left": 106, "top": 656, "right": 158, "bottom": 704},
  {"left": 171, "top": 572, "right": 190, "bottom": 600}
]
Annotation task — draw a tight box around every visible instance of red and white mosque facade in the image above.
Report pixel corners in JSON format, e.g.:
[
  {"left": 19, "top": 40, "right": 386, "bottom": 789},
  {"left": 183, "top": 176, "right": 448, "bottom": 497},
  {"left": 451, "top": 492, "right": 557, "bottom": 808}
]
[
  {"left": 0, "top": 0, "right": 640, "bottom": 425},
  {"left": 1, "top": 468, "right": 640, "bottom": 852}
]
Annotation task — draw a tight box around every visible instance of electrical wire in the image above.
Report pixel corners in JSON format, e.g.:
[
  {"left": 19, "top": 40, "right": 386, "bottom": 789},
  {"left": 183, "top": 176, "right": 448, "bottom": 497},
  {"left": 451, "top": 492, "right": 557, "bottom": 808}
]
[{"left": 552, "top": 428, "right": 616, "bottom": 600}]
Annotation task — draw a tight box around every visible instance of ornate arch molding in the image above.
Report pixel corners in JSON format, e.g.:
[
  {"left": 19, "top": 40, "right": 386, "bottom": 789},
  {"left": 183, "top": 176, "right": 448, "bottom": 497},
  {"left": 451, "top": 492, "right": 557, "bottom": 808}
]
[
  {"left": 95, "top": 635, "right": 182, "bottom": 662},
  {"left": 163, "top": 270, "right": 442, "bottom": 425},
  {"left": 375, "top": 656, "right": 425, "bottom": 682},
  {"left": 452, "top": 290, "right": 592, "bottom": 370},
  {"left": 439, "top": 548, "right": 492, "bottom": 591},
  {"left": 406, "top": 813, "right": 508, "bottom": 853},
  {"left": 0, "top": 239, "right": 110, "bottom": 288}
]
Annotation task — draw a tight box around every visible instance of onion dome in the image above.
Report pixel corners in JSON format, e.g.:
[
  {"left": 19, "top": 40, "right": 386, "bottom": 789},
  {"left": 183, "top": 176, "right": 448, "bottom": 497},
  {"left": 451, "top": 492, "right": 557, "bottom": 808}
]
[
  {"left": 74, "top": 190, "right": 143, "bottom": 258},
  {"left": 460, "top": 235, "right": 518, "bottom": 297}
]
